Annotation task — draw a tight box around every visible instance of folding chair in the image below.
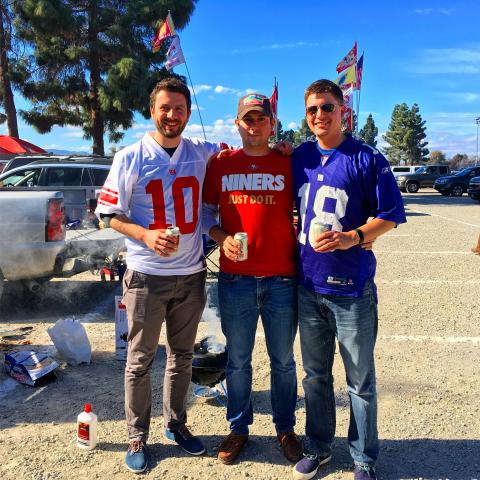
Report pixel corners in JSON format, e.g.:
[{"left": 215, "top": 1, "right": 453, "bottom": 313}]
[{"left": 203, "top": 234, "right": 220, "bottom": 276}]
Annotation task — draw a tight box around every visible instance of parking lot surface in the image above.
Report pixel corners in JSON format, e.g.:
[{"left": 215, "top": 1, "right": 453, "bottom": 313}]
[{"left": 0, "top": 190, "right": 479, "bottom": 480}]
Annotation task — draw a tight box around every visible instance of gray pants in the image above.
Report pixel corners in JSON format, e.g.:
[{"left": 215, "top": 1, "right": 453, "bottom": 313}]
[{"left": 122, "top": 268, "right": 207, "bottom": 442}]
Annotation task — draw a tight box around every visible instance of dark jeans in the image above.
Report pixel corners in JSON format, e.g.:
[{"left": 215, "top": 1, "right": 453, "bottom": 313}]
[
  {"left": 298, "top": 282, "right": 379, "bottom": 466},
  {"left": 218, "top": 273, "right": 298, "bottom": 435}
]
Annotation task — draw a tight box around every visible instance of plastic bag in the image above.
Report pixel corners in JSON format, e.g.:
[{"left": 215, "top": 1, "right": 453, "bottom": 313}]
[{"left": 47, "top": 318, "right": 92, "bottom": 365}]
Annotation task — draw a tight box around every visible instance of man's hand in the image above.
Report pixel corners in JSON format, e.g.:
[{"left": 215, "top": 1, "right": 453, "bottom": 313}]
[
  {"left": 142, "top": 229, "right": 179, "bottom": 257},
  {"left": 272, "top": 140, "right": 294, "bottom": 156},
  {"left": 312, "top": 230, "right": 359, "bottom": 253},
  {"left": 221, "top": 235, "right": 242, "bottom": 262}
]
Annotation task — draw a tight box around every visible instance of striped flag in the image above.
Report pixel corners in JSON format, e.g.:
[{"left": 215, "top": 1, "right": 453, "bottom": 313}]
[
  {"left": 336, "top": 42, "right": 357, "bottom": 73},
  {"left": 152, "top": 12, "right": 176, "bottom": 52}
]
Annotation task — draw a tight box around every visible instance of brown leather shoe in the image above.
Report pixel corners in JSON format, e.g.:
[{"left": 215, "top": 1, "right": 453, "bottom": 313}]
[
  {"left": 217, "top": 432, "right": 248, "bottom": 464},
  {"left": 278, "top": 431, "right": 303, "bottom": 462}
]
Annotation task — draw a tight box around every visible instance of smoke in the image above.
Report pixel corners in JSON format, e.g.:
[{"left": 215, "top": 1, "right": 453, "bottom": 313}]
[{"left": 202, "top": 284, "right": 225, "bottom": 353}]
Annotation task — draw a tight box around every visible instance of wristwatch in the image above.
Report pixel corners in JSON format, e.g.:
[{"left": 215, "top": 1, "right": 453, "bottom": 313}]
[{"left": 355, "top": 228, "right": 365, "bottom": 245}]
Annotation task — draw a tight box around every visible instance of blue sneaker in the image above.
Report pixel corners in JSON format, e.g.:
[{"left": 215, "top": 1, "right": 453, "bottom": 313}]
[
  {"left": 125, "top": 440, "right": 147, "bottom": 474},
  {"left": 164, "top": 425, "right": 205, "bottom": 455},
  {"left": 292, "top": 452, "right": 332, "bottom": 480},
  {"left": 354, "top": 464, "right": 377, "bottom": 480}
]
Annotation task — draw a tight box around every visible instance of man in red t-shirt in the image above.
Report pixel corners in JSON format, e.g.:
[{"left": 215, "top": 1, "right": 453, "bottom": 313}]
[{"left": 202, "top": 93, "right": 301, "bottom": 465}]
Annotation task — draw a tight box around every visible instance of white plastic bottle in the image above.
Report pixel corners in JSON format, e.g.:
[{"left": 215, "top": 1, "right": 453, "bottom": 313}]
[{"left": 76, "top": 403, "right": 98, "bottom": 450}]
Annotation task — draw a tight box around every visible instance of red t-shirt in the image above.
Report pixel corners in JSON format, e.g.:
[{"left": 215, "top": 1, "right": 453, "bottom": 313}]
[{"left": 203, "top": 149, "right": 296, "bottom": 276}]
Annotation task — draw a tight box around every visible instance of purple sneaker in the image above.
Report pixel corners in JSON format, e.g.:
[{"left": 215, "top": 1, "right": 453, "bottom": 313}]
[
  {"left": 354, "top": 464, "right": 377, "bottom": 480},
  {"left": 292, "top": 452, "right": 332, "bottom": 480}
]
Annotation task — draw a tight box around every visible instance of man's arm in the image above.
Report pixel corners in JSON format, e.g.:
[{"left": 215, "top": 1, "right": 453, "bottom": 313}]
[
  {"left": 312, "top": 218, "right": 396, "bottom": 253},
  {"left": 110, "top": 214, "right": 178, "bottom": 257}
]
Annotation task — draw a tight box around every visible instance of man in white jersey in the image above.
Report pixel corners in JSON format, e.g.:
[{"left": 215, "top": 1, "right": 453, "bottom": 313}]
[{"left": 96, "top": 78, "right": 228, "bottom": 474}]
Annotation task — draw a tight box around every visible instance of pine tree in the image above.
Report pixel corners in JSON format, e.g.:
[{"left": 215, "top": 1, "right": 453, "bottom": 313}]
[
  {"left": 358, "top": 113, "right": 378, "bottom": 147},
  {"left": 0, "top": 1, "right": 22, "bottom": 137},
  {"left": 383, "top": 103, "right": 429, "bottom": 165},
  {"left": 294, "top": 119, "right": 314, "bottom": 144},
  {"left": 14, "top": 1, "right": 197, "bottom": 155}
]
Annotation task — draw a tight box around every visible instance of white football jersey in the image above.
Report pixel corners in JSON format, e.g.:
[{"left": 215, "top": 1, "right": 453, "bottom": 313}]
[{"left": 96, "top": 133, "right": 222, "bottom": 275}]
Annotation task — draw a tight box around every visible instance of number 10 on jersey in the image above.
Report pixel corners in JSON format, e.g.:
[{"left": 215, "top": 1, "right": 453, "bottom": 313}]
[{"left": 146, "top": 176, "right": 199, "bottom": 234}]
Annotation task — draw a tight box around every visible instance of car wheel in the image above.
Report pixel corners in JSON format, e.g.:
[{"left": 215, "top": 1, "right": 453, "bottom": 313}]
[
  {"left": 451, "top": 184, "right": 463, "bottom": 196},
  {"left": 406, "top": 182, "right": 419, "bottom": 193}
]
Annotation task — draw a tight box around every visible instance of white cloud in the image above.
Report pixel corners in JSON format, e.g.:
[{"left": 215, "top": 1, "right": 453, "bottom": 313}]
[
  {"left": 63, "top": 126, "right": 84, "bottom": 138},
  {"left": 412, "top": 8, "right": 455, "bottom": 15},
  {"left": 413, "top": 8, "right": 433, "bottom": 14},
  {"left": 131, "top": 122, "right": 151, "bottom": 130},
  {"left": 439, "top": 92, "right": 480, "bottom": 104},
  {"left": 401, "top": 46, "right": 480, "bottom": 74},
  {"left": 287, "top": 122, "right": 298, "bottom": 129},
  {"left": 183, "top": 119, "right": 240, "bottom": 146},
  {"left": 189, "top": 84, "right": 212, "bottom": 94},
  {"left": 214, "top": 85, "right": 242, "bottom": 95}
]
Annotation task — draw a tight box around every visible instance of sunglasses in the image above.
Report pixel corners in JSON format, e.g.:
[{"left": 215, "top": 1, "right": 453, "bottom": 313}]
[{"left": 306, "top": 104, "right": 337, "bottom": 116}]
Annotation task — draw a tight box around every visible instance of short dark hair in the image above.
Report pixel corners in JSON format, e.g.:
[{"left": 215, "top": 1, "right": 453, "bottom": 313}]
[
  {"left": 150, "top": 78, "right": 192, "bottom": 110},
  {"left": 304, "top": 79, "right": 344, "bottom": 105}
]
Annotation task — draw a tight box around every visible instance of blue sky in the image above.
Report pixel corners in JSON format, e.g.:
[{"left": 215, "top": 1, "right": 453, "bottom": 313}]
[{"left": 6, "top": 0, "right": 480, "bottom": 157}]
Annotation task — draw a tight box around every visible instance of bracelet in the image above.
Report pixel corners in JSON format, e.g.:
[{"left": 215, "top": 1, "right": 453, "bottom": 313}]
[{"left": 355, "top": 228, "right": 365, "bottom": 245}]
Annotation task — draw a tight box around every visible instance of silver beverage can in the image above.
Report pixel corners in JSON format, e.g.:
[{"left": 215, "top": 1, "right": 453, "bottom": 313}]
[
  {"left": 234, "top": 232, "right": 248, "bottom": 261},
  {"left": 166, "top": 226, "right": 180, "bottom": 256},
  {"left": 311, "top": 220, "right": 330, "bottom": 239}
]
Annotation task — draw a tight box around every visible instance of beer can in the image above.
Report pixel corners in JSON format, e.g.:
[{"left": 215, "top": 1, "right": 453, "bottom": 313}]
[
  {"left": 311, "top": 220, "right": 330, "bottom": 239},
  {"left": 166, "top": 226, "right": 180, "bottom": 256},
  {"left": 234, "top": 232, "right": 248, "bottom": 261}
]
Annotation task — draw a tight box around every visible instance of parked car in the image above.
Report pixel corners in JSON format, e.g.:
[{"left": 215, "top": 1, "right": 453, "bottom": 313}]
[
  {"left": 396, "top": 165, "right": 451, "bottom": 193},
  {"left": 391, "top": 165, "right": 424, "bottom": 177},
  {"left": 0, "top": 157, "right": 112, "bottom": 221},
  {"left": 467, "top": 176, "right": 480, "bottom": 202},
  {"left": 433, "top": 166, "right": 480, "bottom": 197}
]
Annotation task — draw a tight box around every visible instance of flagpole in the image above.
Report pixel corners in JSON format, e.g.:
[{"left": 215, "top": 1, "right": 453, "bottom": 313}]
[
  {"left": 356, "top": 51, "right": 364, "bottom": 137},
  {"left": 274, "top": 77, "right": 278, "bottom": 142},
  {"left": 161, "top": 12, "right": 207, "bottom": 140},
  {"left": 183, "top": 59, "right": 207, "bottom": 140}
]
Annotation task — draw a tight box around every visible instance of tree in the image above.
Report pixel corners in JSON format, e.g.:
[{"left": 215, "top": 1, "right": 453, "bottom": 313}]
[
  {"left": 0, "top": 1, "right": 20, "bottom": 136},
  {"left": 450, "top": 153, "right": 470, "bottom": 170},
  {"left": 294, "top": 119, "right": 314, "bottom": 144},
  {"left": 428, "top": 150, "right": 447, "bottom": 165},
  {"left": 383, "top": 103, "right": 429, "bottom": 165},
  {"left": 14, "top": 1, "right": 197, "bottom": 155},
  {"left": 358, "top": 113, "right": 378, "bottom": 147}
]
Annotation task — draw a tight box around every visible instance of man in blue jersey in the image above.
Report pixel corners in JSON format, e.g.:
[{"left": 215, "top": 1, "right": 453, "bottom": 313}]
[{"left": 292, "top": 80, "right": 406, "bottom": 480}]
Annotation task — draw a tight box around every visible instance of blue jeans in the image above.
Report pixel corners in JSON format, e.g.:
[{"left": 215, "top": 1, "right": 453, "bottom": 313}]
[
  {"left": 298, "top": 283, "right": 379, "bottom": 466},
  {"left": 218, "top": 273, "right": 298, "bottom": 435}
]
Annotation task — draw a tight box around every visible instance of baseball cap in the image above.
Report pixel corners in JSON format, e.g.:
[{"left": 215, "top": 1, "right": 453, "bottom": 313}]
[{"left": 237, "top": 93, "right": 272, "bottom": 119}]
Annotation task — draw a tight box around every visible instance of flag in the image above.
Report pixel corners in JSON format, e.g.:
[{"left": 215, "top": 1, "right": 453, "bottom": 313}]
[
  {"left": 165, "top": 36, "right": 185, "bottom": 70},
  {"left": 356, "top": 54, "right": 364, "bottom": 90},
  {"left": 335, "top": 63, "right": 356, "bottom": 89},
  {"left": 336, "top": 42, "right": 357, "bottom": 73},
  {"left": 152, "top": 12, "right": 176, "bottom": 52},
  {"left": 342, "top": 85, "right": 354, "bottom": 110},
  {"left": 341, "top": 107, "right": 353, "bottom": 132},
  {"left": 269, "top": 81, "right": 278, "bottom": 119}
]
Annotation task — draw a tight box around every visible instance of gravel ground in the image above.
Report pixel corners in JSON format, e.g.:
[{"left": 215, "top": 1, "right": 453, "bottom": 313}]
[{"left": 0, "top": 190, "right": 479, "bottom": 480}]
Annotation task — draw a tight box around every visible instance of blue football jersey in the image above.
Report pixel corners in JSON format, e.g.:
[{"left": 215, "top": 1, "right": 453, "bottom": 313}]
[{"left": 293, "top": 136, "right": 406, "bottom": 298}]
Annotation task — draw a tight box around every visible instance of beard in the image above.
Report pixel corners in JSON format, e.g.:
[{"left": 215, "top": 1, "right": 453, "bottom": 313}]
[{"left": 154, "top": 117, "right": 188, "bottom": 139}]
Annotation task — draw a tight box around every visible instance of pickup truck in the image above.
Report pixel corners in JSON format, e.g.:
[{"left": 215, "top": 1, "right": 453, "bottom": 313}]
[
  {"left": 396, "top": 165, "right": 451, "bottom": 193},
  {"left": 0, "top": 191, "right": 65, "bottom": 299}
]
